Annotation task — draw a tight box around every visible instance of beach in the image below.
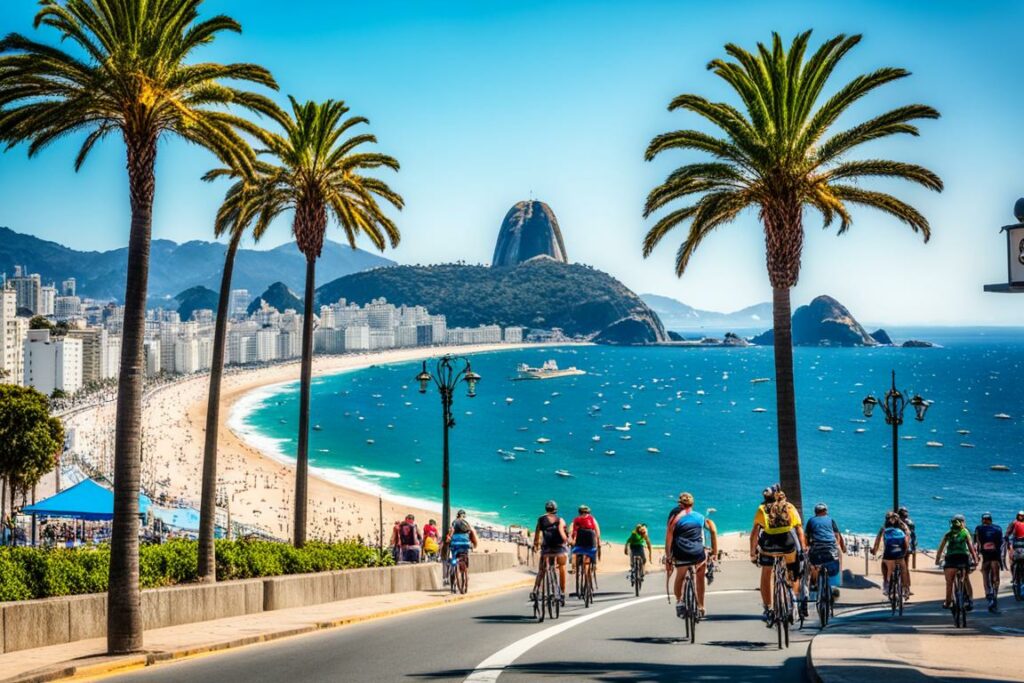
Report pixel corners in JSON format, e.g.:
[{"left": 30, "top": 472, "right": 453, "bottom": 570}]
[{"left": 62, "top": 344, "right": 560, "bottom": 544}]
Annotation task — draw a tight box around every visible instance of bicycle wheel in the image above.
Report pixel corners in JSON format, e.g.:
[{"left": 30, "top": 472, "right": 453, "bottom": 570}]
[
  {"left": 1014, "top": 562, "right": 1024, "bottom": 602},
  {"left": 584, "top": 564, "right": 594, "bottom": 608},
  {"left": 637, "top": 559, "right": 645, "bottom": 594},
  {"left": 684, "top": 573, "right": 697, "bottom": 644},
  {"left": 449, "top": 563, "right": 458, "bottom": 595},
  {"left": 817, "top": 572, "right": 829, "bottom": 628},
  {"left": 632, "top": 556, "right": 641, "bottom": 596},
  {"left": 458, "top": 560, "right": 469, "bottom": 595}
]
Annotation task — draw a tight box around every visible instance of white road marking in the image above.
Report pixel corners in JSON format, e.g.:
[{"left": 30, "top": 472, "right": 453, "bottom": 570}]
[{"left": 464, "top": 589, "right": 749, "bottom": 682}]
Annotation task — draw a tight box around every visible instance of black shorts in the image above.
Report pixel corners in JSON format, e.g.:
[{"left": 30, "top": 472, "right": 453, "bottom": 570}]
[
  {"left": 808, "top": 545, "right": 839, "bottom": 566},
  {"left": 672, "top": 548, "right": 706, "bottom": 567},
  {"left": 943, "top": 554, "right": 971, "bottom": 570},
  {"left": 758, "top": 532, "right": 797, "bottom": 568},
  {"left": 980, "top": 551, "right": 1001, "bottom": 564}
]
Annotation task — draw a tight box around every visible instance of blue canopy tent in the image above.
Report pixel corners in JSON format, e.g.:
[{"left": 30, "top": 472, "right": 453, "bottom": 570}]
[{"left": 21, "top": 478, "right": 152, "bottom": 521}]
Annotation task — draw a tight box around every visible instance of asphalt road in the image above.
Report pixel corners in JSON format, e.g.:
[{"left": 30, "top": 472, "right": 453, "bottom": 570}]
[{"left": 98, "top": 561, "right": 816, "bottom": 682}]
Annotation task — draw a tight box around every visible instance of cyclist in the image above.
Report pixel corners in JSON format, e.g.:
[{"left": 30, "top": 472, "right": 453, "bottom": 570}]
[
  {"left": 446, "top": 509, "right": 478, "bottom": 566},
  {"left": 1005, "top": 510, "right": 1024, "bottom": 592},
  {"left": 750, "top": 486, "right": 807, "bottom": 624},
  {"left": 624, "top": 523, "right": 653, "bottom": 565},
  {"left": 973, "top": 512, "right": 1003, "bottom": 612},
  {"left": 532, "top": 500, "right": 568, "bottom": 604},
  {"left": 805, "top": 503, "right": 846, "bottom": 601},
  {"left": 872, "top": 512, "right": 911, "bottom": 599},
  {"left": 935, "top": 514, "right": 979, "bottom": 611},
  {"left": 666, "top": 492, "right": 718, "bottom": 618},
  {"left": 897, "top": 506, "right": 917, "bottom": 556},
  {"left": 398, "top": 514, "right": 423, "bottom": 563},
  {"left": 570, "top": 504, "right": 601, "bottom": 594},
  {"left": 423, "top": 518, "right": 440, "bottom": 560}
]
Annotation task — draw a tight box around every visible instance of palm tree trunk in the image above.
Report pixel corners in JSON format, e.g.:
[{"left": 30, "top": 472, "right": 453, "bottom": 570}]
[
  {"left": 293, "top": 255, "right": 316, "bottom": 547},
  {"left": 107, "top": 135, "right": 157, "bottom": 654},
  {"left": 772, "top": 285, "right": 802, "bottom": 516},
  {"left": 197, "top": 231, "right": 242, "bottom": 582}
]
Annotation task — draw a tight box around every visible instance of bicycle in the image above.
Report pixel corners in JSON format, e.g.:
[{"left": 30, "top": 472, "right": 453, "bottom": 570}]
[
  {"left": 532, "top": 554, "right": 562, "bottom": 622},
  {"left": 448, "top": 551, "right": 469, "bottom": 595},
  {"left": 769, "top": 555, "right": 795, "bottom": 649},
  {"left": 1011, "top": 554, "right": 1024, "bottom": 602},
  {"left": 888, "top": 562, "right": 904, "bottom": 617},
  {"left": 950, "top": 567, "right": 970, "bottom": 628},
  {"left": 628, "top": 552, "right": 645, "bottom": 596},
  {"left": 814, "top": 564, "right": 833, "bottom": 627},
  {"left": 574, "top": 554, "right": 596, "bottom": 608},
  {"left": 675, "top": 564, "right": 700, "bottom": 644}
]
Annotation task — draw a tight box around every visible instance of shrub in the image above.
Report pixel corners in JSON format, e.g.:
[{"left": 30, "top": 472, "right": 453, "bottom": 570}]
[{"left": 0, "top": 538, "right": 389, "bottom": 601}]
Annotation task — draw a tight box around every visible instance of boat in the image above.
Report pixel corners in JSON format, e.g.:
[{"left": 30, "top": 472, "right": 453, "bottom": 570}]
[
  {"left": 551, "top": 392, "right": 561, "bottom": 397},
  {"left": 514, "top": 360, "right": 586, "bottom": 380},
  {"left": 313, "top": 424, "right": 322, "bottom": 431},
  {"left": 415, "top": 458, "right": 422, "bottom": 463},
  {"left": 959, "top": 443, "right": 975, "bottom": 448},
  {"left": 901, "top": 435, "right": 916, "bottom": 440},
  {"left": 614, "top": 423, "right": 631, "bottom": 432},
  {"left": 278, "top": 418, "right": 286, "bottom": 424},
  {"left": 854, "top": 428, "right": 866, "bottom": 434},
  {"left": 591, "top": 436, "right": 601, "bottom": 442},
  {"left": 957, "top": 429, "right": 970, "bottom": 435},
  {"left": 991, "top": 465, "right": 1011, "bottom": 472},
  {"left": 603, "top": 450, "right": 616, "bottom": 456},
  {"left": 502, "top": 454, "right": 516, "bottom": 461},
  {"left": 554, "top": 469, "right": 574, "bottom": 478},
  {"left": 623, "top": 404, "right": 632, "bottom": 410},
  {"left": 908, "top": 463, "right": 940, "bottom": 469},
  {"left": 751, "top": 377, "right": 771, "bottom": 384},
  {"left": 534, "top": 449, "right": 545, "bottom": 454},
  {"left": 818, "top": 426, "right": 833, "bottom": 432},
  {"left": 620, "top": 435, "right": 632, "bottom": 441},
  {"left": 512, "top": 446, "right": 527, "bottom": 452},
  {"left": 647, "top": 447, "right": 660, "bottom": 454},
  {"left": 517, "top": 426, "right": 529, "bottom": 432},
  {"left": 505, "top": 397, "right": 514, "bottom": 404},
  {"left": 636, "top": 420, "right": 647, "bottom": 426},
  {"left": 752, "top": 408, "right": 767, "bottom": 413},
  {"left": 366, "top": 439, "right": 375, "bottom": 445},
  {"left": 926, "top": 441, "right": 943, "bottom": 448},
  {"left": 995, "top": 413, "right": 1012, "bottom": 420},
  {"left": 536, "top": 437, "right": 551, "bottom": 444}
]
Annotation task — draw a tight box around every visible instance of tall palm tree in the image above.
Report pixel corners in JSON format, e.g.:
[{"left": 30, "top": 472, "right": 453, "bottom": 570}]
[
  {"left": 0, "top": 0, "right": 277, "bottom": 653},
  {"left": 642, "top": 31, "right": 942, "bottom": 514},
  {"left": 195, "top": 177, "right": 273, "bottom": 582},
  {"left": 217, "top": 97, "right": 403, "bottom": 546}
]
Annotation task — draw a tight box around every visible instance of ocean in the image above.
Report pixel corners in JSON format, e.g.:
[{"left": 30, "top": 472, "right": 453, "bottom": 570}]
[{"left": 232, "top": 329, "right": 1024, "bottom": 547}]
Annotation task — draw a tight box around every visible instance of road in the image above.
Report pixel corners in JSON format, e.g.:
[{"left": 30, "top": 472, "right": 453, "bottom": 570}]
[{"left": 97, "top": 561, "right": 818, "bottom": 682}]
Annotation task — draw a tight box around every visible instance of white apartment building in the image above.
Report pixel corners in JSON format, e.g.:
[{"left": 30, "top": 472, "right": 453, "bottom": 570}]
[
  {"left": 173, "top": 338, "right": 200, "bottom": 374},
  {"left": 504, "top": 326, "right": 524, "bottom": 343},
  {"left": 278, "top": 330, "right": 301, "bottom": 359},
  {"left": 256, "top": 328, "right": 279, "bottom": 362},
  {"left": 103, "top": 335, "right": 121, "bottom": 379},
  {"left": 23, "top": 329, "right": 83, "bottom": 395},
  {"left": 39, "top": 285, "right": 57, "bottom": 316},
  {"left": 395, "top": 324, "right": 417, "bottom": 348},
  {"left": 10, "top": 268, "right": 41, "bottom": 314},
  {"left": 228, "top": 289, "right": 250, "bottom": 319},
  {"left": 55, "top": 295, "right": 82, "bottom": 320},
  {"left": 344, "top": 325, "right": 370, "bottom": 351},
  {"left": 65, "top": 327, "right": 108, "bottom": 384},
  {"left": 0, "top": 287, "right": 27, "bottom": 384},
  {"left": 369, "top": 329, "right": 395, "bottom": 350},
  {"left": 143, "top": 340, "right": 161, "bottom": 377}
]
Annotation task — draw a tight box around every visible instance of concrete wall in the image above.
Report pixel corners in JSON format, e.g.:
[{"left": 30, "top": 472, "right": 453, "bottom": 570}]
[{"left": 0, "top": 555, "right": 516, "bottom": 654}]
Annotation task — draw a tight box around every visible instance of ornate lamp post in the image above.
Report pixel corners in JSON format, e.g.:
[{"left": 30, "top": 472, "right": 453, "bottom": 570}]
[
  {"left": 862, "top": 370, "right": 930, "bottom": 513},
  {"left": 983, "top": 198, "right": 1024, "bottom": 294},
  {"left": 416, "top": 356, "right": 481, "bottom": 557}
]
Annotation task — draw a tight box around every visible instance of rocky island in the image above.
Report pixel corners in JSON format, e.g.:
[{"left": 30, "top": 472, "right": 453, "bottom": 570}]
[{"left": 751, "top": 295, "right": 927, "bottom": 347}]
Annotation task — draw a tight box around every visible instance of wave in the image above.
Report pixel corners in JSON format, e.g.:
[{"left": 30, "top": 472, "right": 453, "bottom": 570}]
[{"left": 352, "top": 466, "right": 401, "bottom": 479}]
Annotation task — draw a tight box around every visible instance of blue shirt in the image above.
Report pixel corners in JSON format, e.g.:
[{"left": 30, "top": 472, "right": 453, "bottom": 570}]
[
  {"left": 883, "top": 527, "right": 907, "bottom": 558},
  {"left": 974, "top": 524, "right": 1002, "bottom": 556},
  {"left": 671, "top": 510, "right": 706, "bottom": 556},
  {"left": 805, "top": 515, "right": 839, "bottom": 547}
]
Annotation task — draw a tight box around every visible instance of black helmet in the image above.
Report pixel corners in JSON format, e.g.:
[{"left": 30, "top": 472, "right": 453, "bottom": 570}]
[
  {"left": 456, "top": 509, "right": 466, "bottom": 518},
  {"left": 578, "top": 504, "right": 590, "bottom": 514},
  {"left": 545, "top": 500, "right": 557, "bottom": 513},
  {"left": 897, "top": 506, "right": 908, "bottom": 515},
  {"left": 814, "top": 503, "right": 828, "bottom": 514},
  {"left": 981, "top": 512, "right": 993, "bottom": 521}
]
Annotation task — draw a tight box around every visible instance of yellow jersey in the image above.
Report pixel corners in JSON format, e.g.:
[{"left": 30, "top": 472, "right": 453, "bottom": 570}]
[{"left": 753, "top": 502, "right": 801, "bottom": 535}]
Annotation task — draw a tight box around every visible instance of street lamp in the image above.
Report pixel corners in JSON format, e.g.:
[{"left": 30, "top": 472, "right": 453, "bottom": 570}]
[
  {"left": 415, "top": 355, "right": 481, "bottom": 556},
  {"left": 983, "top": 198, "right": 1024, "bottom": 294},
  {"left": 862, "top": 370, "right": 930, "bottom": 513}
]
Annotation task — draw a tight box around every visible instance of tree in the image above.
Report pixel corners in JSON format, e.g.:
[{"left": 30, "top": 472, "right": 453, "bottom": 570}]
[
  {"left": 0, "top": 385, "right": 63, "bottom": 540},
  {"left": 28, "top": 316, "right": 55, "bottom": 332},
  {"left": 0, "top": 0, "right": 277, "bottom": 653},
  {"left": 212, "top": 98, "right": 403, "bottom": 546},
  {"left": 642, "top": 31, "right": 942, "bottom": 513},
  {"left": 194, "top": 176, "right": 273, "bottom": 582}
]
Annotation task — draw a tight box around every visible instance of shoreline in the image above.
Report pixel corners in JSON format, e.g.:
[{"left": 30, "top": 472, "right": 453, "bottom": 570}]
[{"left": 66, "top": 343, "right": 572, "bottom": 544}]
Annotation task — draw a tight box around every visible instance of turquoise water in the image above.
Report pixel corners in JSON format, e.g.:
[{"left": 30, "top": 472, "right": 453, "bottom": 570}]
[{"left": 236, "top": 330, "right": 1024, "bottom": 546}]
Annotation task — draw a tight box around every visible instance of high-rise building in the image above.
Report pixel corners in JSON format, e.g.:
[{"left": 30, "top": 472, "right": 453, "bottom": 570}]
[
  {"left": 61, "top": 278, "right": 76, "bottom": 297},
  {"left": 173, "top": 338, "right": 200, "bottom": 374},
  {"left": 65, "top": 327, "right": 108, "bottom": 384},
  {"left": 103, "top": 335, "right": 121, "bottom": 379},
  {"left": 344, "top": 325, "right": 370, "bottom": 351},
  {"left": 395, "top": 325, "right": 417, "bottom": 348},
  {"left": 23, "top": 329, "right": 83, "bottom": 395},
  {"left": 503, "top": 326, "right": 524, "bottom": 343},
  {"left": 143, "top": 340, "right": 161, "bottom": 377},
  {"left": 0, "top": 287, "right": 27, "bottom": 384},
  {"left": 54, "top": 295, "right": 82, "bottom": 320},
  {"left": 228, "top": 289, "right": 250, "bottom": 319},
  {"left": 10, "top": 267, "right": 41, "bottom": 315},
  {"left": 39, "top": 285, "right": 57, "bottom": 316},
  {"left": 256, "top": 328, "right": 279, "bottom": 362}
]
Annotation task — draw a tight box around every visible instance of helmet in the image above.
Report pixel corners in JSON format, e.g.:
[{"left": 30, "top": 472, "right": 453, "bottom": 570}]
[
  {"left": 981, "top": 512, "right": 993, "bottom": 521},
  {"left": 1018, "top": 510, "right": 1024, "bottom": 519},
  {"left": 456, "top": 509, "right": 466, "bottom": 518},
  {"left": 429, "top": 519, "right": 436, "bottom": 525},
  {"left": 897, "top": 506, "right": 908, "bottom": 515},
  {"left": 545, "top": 500, "right": 557, "bottom": 513},
  {"left": 950, "top": 515, "right": 964, "bottom": 528},
  {"left": 578, "top": 504, "right": 590, "bottom": 514},
  {"left": 814, "top": 503, "right": 828, "bottom": 514},
  {"left": 954, "top": 513, "right": 966, "bottom": 522}
]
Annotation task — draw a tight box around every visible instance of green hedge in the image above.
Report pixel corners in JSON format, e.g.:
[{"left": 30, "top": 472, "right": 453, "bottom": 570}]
[{"left": 0, "top": 539, "right": 391, "bottom": 601}]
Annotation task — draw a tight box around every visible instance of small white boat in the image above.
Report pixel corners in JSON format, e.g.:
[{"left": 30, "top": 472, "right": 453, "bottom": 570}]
[
  {"left": 818, "top": 426, "right": 833, "bottom": 433},
  {"left": 603, "top": 450, "right": 616, "bottom": 456},
  {"left": 959, "top": 443, "right": 975, "bottom": 449},
  {"left": 534, "top": 449, "right": 545, "bottom": 454},
  {"left": 854, "top": 428, "right": 866, "bottom": 434},
  {"left": 957, "top": 429, "right": 970, "bottom": 435},
  {"left": 279, "top": 418, "right": 286, "bottom": 424},
  {"left": 404, "top": 401, "right": 412, "bottom": 407},
  {"left": 313, "top": 425, "right": 322, "bottom": 431},
  {"left": 991, "top": 465, "right": 1011, "bottom": 472},
  {"left": 551, "top": 392, "right": 561, "bottom": 397},
  {"left": 623, "top": 404, "right": 632, "bottom": 410},
  {"left": 751, "top": 378, "right": 771, "bottom": 384},
  {"left": 926, "top": 441, "right": 943, "bottom": 448},
  {"left": 591, "top": 436, "right": 601, "bottom": 442},
  {"left": 620, "top": 435, "right": 632, "bottom": 441},
  {"left": 696, "top": 390, "right": 706, "bottom": 396},
  {"left": 518, "top": 426, "right": 529, "bottom": 432},
  {"left": 554, "top": 469, "right": 573, "bottom": 478},
  {"left": 901, "top": 435, "right": 916, "bottom": 441},
  {"left": 505, "top": 397, "right": 514, "bottom": 404},
  {"left": 536, "top": 437, "right": 551, "bottom": 444},
  {"left": 513, "top": 446, "right": 527, "bottom": 452},
  {"left": 614, "top": 423, "right": 631, "bottom": 432},
  {"left": 387, "top": 424, "right": 395, "bottom": 429},
  {"left": 541, "top": 417, "right": 549, "bottom": 423},
  {"left": 647, "top": 447, "right": 660, "bottom": 454},
  {"left": 502, "top": 454, "right": 516, "bottom": 461},
  {"left": 909, "top": 463, "right": 940, "bottom": 469},
  {"left": 850, "top": 418, "right": 867, "bottom": 424},
  {"left": 366, "top": 439, "right": 375, "bottom": 445},
  {"left": 415, "top": 458, "right": 422, "bottom": 463},
  {"left": 752, "top": 408, "right": 767, "bottom": 413},
  {"left": 995, "top": 413, "right": 1012, "bottom": 420},
  {"left": 636, "top": 420, "right": 647, "bottom": 426}
]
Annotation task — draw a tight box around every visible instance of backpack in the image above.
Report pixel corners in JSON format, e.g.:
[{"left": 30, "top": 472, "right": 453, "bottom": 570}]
[
  {"left": 453, "top": 518, "right": 472, "bottom": 534},
  {"left": 399, "top": 522, "right": 417, "bottom": 546},
  {"left": 539, "top": 514, "right": 563, "bottom": 548},
  {"left": 766, "top": 501, "right": 791, "bottom": 530}
]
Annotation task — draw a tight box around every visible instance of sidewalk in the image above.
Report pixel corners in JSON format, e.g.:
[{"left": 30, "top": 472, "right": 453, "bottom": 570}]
[
  {"left": 0, "top": 568, "right": 533, "bottom": 683},
  {"left": 810, "top": 561, "right": 1023, "bottom": 683}
]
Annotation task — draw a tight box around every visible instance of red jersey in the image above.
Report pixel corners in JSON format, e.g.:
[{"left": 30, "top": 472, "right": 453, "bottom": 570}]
[
  {"left": 572, "top": 514, "right": 597, "bottom": 532},
  {"left": 1009, "top": 520, "right": 1024, "bottom": 540},
  {"left": 423, "top": 524, "right": 439, "bottom": 540}
]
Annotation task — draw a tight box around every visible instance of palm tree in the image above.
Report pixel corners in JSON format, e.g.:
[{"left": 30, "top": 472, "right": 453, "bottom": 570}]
[
  {"left": 0, "top": 0, "right": 277, "bottom": 653},
  {"left": 642, "top": 31, "right": 942, "bottom": 513},
  {"left": 217, "top": 98, "right": 403, "bottom": 546},
  {"left": 195, "top": 178, "right": 273, "bottom": 582}
]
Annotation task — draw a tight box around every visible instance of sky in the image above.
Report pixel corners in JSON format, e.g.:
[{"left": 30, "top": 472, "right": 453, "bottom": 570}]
[{"left": 1, "top": 0, "right": 1023, "bottom": 326}]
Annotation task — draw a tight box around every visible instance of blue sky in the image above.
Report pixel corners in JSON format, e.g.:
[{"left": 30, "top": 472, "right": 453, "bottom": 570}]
[{"left": 1, "top": 0, "right": 1023, "bottom": 325}]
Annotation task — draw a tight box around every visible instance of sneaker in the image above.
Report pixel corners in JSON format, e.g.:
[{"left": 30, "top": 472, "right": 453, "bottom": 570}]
[
  {"left": 942, "top": 600, "right": 952, "bottom": 610},
  {"left": 831, "top": 587, "right": 841, "bottom": 599},
  {"left": 882, "top": 579, "right": 889, "bottom": 595},
  {"left": 560, "top": 596, "right": 566, "bottom": 607},
  {"left": 762, "top": 607, "right": 773, "bottom": 627},
  {"left": 698, "top": 607, "right": 706, "bottom": 620},
  {"left": 529, "top": 591, "right": 537, "bottom": 602},
  {"left": 676, "top": 601, "right": 685, "bottom": 618}
]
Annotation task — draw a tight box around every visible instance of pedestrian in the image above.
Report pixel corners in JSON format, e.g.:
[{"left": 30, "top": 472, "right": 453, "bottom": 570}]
[{"left": 398, "top": 514, "right": 422, "bottom": 563}]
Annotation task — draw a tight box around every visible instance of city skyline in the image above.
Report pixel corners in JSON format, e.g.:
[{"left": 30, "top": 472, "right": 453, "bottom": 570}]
[{"left": 2, "top": 1, "right": 1023, "bottom": 326}]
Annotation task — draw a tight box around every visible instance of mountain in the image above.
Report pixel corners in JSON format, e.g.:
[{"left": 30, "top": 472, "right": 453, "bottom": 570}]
[
  {"left": 492, "top": 200, "right": 568, "bottom": 267},
  {"left": 316, "top": 260, "right": 668, "bottom": 344},
  {"left": 248, "top": 282, "right": 303, "bottom": 315},
  {"left": 751, "top": 295, "right": 879, "bottom": 347},
  {"left": 174, "top": 286, "right": 219, "bottom": 321},
  {"left": 0, "top": 226, "right": 394, "bottom": 301},
  {"left": 640, "top": 293, "right": 772, "bottom": 330}
]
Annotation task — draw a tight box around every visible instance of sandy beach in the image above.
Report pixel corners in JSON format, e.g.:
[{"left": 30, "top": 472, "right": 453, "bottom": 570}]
[{"left": 62, "top": 343, "right": 559, "bottom": 544}]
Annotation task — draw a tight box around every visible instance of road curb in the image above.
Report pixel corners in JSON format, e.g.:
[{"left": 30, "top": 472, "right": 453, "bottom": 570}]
[{"left": 0, "top": 579, "right": 534, "bottom": 683}]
